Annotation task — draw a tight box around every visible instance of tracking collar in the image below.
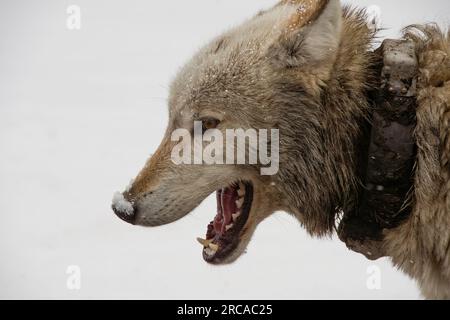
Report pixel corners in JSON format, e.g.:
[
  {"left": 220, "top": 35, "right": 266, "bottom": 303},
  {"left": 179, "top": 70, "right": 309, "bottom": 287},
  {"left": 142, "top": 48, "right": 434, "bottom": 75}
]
[{"left": 339, "top": 39, "right": 418, "bottom": 260}]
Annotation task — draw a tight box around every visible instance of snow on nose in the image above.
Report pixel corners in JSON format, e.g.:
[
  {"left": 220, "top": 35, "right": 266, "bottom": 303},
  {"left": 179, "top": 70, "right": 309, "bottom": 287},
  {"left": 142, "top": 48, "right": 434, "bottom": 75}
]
[{"left": 112, "top": 192, "right": 135, "bottom": 224}]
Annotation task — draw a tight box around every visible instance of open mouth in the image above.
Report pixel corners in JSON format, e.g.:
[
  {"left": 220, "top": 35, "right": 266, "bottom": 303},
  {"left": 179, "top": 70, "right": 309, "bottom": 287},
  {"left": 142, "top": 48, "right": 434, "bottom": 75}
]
[{"left": 197, "top": 181, "right": 253, "bottom": 264}]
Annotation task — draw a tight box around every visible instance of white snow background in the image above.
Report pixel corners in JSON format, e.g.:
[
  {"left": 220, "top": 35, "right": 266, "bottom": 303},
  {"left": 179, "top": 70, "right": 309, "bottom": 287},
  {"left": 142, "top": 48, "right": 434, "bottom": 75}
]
[{"left": 0, "top": 0, "right": 449, "bottom": 299}]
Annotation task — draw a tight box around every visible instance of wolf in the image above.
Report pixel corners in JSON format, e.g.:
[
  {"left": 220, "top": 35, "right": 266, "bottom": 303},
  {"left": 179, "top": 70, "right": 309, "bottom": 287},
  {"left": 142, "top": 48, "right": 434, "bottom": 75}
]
[{"left": 112, "top": 0, "right": 450, "bottom": 299}]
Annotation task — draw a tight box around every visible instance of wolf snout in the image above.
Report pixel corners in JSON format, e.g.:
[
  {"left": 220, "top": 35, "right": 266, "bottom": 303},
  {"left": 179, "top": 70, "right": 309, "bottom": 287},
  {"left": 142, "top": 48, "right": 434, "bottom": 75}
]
[{"left": 112, "top": 192, "right": 136, "bottom": 224}]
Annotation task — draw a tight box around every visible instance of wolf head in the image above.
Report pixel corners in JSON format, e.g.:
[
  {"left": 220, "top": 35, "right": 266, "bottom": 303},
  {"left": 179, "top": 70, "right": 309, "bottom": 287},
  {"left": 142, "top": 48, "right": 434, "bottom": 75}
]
[{"left": 113, "top": 0, "right": 375, "bottom": 264}]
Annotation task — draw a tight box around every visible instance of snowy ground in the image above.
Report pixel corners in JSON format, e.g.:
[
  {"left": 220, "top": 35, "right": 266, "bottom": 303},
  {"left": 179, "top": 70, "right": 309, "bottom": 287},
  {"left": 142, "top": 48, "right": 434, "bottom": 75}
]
[{"left": 1, "top": 0, "right": 449, "bottom": 299}]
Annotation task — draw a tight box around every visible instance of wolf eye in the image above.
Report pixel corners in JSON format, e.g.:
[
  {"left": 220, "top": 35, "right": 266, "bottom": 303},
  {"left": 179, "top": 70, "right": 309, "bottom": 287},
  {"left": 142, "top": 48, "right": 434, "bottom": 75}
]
[{"left": 201, "top": 118, "right": 220, "bottom": 132}]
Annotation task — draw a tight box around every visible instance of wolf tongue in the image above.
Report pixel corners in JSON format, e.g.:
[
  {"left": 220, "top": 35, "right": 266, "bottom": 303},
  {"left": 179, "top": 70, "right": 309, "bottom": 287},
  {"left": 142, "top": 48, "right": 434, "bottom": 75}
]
[
  {"left": 221, "top": 187, "right": 236, "bottom": 228},
  {"left": 213, "top": 187, "right": 237, "bottom": 235},
  {"left": 213, "top": 190, "right": 223, "bottom": 234}
]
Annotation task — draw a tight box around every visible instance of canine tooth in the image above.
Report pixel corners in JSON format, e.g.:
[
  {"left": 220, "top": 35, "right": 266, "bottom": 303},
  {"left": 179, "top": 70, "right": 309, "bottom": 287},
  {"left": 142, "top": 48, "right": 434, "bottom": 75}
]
[
  {"left": 237, "top": 188, "right": 245, "bottom": 197},
  {"left": 236, "top": 198, "right": 244, "bottom": 208},
  {"left": 208, "top": 243, "right": 219, "bottom": 251},
  {"left": 225, "top": 224, "right": 234, "bottom": 231},
  {"left": 232, "top": 212, "right": 240, "bottom": 221},
  {"left": 197, "top": 238, "right": 213, "bottom": 247}
]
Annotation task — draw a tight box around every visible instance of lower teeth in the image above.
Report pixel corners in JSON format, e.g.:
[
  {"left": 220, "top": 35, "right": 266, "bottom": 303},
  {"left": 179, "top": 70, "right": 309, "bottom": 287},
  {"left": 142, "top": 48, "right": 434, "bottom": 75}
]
[
  {"left": 197, "top": 238, "right": 219, "bottom": 254},
  {"left": 197, "top": 237, "right": 213, "bottom": 247},
  {"left": 209, "top": 243, "right": 219, "bottom": 251}
]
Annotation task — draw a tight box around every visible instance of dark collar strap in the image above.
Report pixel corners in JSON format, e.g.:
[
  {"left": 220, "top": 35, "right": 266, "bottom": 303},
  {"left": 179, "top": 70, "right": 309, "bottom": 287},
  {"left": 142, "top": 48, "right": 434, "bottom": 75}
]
[{"left": 339, "top": 39, "right": 418, "bottom": 260}]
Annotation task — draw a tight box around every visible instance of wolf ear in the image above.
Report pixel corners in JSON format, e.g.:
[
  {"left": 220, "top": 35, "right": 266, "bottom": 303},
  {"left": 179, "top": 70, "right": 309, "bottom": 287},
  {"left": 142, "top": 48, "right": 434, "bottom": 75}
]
[{"left": 269, "top": 0, "right": 342, "bottom": 69}]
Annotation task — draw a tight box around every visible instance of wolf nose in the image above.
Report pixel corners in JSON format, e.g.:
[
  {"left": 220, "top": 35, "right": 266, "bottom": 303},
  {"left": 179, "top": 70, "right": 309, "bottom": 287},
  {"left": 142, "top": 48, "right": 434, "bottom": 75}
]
[
  {"left": 112, "top": 192, "right": 136, "bottom": 224},
  {"left": 112, "top": 205, "right": 136, "bottom": 224}
]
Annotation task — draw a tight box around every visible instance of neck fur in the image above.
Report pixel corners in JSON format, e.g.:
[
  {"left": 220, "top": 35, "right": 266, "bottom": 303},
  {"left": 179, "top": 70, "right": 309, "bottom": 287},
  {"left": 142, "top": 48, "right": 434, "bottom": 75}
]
[{"left": 278, "top": 7, "right": 379, "bottom": 236}]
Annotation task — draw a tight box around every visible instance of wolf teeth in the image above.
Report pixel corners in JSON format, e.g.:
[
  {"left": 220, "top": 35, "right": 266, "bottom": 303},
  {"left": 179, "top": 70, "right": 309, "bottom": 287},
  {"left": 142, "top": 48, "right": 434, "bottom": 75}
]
[
  {"left": 235, "top": 198, "right": 244, "bottom": 208},
  {"left": 225, "top": 224, "right": 234, "bottom": 231},
  {"left": 232, "top": 212, "right": 240, "bottom": 221},
  {"left": 197, "top": 237, "right": 213, "bottom": 247},
  {"left": 208, "top": 243, "right": 219, "bottom": 251},
  {"left": 237, "top": 184, "right": 245, "bottom": 196},
  {"left": 204, "top": 247, "right": 216, "bottom": 256},
  {"left": 198, "top": 238, "right": 219, "bottom": 253}
]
